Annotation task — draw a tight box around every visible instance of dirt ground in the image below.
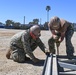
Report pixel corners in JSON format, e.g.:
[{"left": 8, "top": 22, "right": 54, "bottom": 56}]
[{"left": 0, "top": 28, "right": 76, "bottom": 75}]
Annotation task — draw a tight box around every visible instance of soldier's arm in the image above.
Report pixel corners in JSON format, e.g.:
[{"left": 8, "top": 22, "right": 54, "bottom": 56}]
[
  {"left": 36, "top": 38, "right": 47, "bottom": 53},
  {"left": 21, "top": 33, "right": 36, "bottom": 60},
  {"left": 51, "top": 30, "right": 58, "bottom": 40}
]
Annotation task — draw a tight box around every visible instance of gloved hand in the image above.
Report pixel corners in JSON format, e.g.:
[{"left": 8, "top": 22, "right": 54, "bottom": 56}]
[
  {"left": 32, "top": 57, "right": 40, "bottom": 63},
  {"left": 55, "top": 37, "right": 61, "bottom": 47},
  {"left": 45, "top": 48, "right": 50, "bottom": 55},
  {"left": 54, "top": 36, "right": 59, "bottom": 42}
]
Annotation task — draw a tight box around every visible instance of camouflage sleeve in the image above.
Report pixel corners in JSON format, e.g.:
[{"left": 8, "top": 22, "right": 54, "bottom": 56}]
[
  {"left": 36, "top": 38, "right": 46, "bottom": 53},
  {"left": 21, "top": 32, "right": 36, "bottom": 59}
]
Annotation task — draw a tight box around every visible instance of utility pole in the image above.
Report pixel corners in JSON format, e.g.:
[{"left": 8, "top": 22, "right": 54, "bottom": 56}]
[
  {"left": 47, "top": 11, "right": 49, "bottom": 22},
  {"left": 24, "top": 16, "right": 25, "bottom": 24},
  {"left": 46, "top": 6, "right": 51, "bottom": 23},
  {"left": 40, "top": 18, "right": 41, "bottom": 25}
]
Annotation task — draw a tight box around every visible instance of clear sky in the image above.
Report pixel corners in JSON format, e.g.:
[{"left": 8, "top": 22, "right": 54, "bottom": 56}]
[{"left": 0, "top": 0, "right": 76, "bottom": 24}]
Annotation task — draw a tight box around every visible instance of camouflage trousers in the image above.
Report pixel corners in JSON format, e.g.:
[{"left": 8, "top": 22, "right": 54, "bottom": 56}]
[
  {"left": 10, "top": 44, "right": 37, "bottom": 63},
  {"left": 65, "top": 25, "right": 74, "bottom": 56},
  {"left": 48, "top": 37, "right": 57, "bottom": 54},
  {"left": 48, "top": 25, "right": 74, "bottom": 56}
]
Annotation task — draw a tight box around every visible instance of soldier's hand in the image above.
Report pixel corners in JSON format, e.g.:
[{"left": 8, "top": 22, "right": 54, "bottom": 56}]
[
  {"left": 45, "top": 48, "right": 50, "bottom": 56},
  {"left": 53, "top": 35, "right": 58, "bottom": 40},
  {"left": 54, "top": 36, "right": 59, "bottom": 42},
  {"left": 45, "top": 52, "right": 50, "bottom": 56},
  {"left": 32, "top": 58, "right": 40, "bottom": 63}
]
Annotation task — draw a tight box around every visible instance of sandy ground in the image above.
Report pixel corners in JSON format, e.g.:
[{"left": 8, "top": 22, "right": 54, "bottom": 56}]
[{"left": 0, "top": 28, "right": 76, "bottom": 75}]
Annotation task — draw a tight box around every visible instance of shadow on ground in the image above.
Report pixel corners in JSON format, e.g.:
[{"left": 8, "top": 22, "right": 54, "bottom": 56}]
[{"left": 20, "top": 59, "right": 45, "bottom": 66}]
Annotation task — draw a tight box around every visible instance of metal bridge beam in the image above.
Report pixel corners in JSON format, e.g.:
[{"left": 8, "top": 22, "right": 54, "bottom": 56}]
[
  {"left": 42, "top": 54, "right": 59, "bottom": 75},
  {"left": 58, "top": 61, "right": 76, "bottom": 70},
  {"left": 42, "top": 54, "right": 52, "bottom": 75}
]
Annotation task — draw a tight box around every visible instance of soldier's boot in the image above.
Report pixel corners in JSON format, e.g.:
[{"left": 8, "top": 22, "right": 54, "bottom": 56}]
[
  {"left": 67, "top": 51, "right": 74, "bottom": 60},
  {"left": 6, "top": 49, "right": 12, "bottom": 59},
  {"left": 67, "top": 53, "right": 74, "bottom": 60},
  {"left": 67, "top": 50, "right": 74, "bottom": 60},
  {"left": 66, "top": 47, "right": 74, "bottom": 60}
]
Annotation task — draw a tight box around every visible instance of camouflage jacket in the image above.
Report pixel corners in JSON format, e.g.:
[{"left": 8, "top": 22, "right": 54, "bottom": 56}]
[{"left": 10, "top": 29, "right": 46, "bottom": 59}]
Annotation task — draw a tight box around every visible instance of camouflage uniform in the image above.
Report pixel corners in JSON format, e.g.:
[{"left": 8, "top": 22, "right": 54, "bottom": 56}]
[
  {"left": 48, "top": 23, "right": 74, "bottom": 57},
  {"left": 48, "top": 32, "right": 61, "bottom": 54},
  {"left": 10, "top": 30, "right": 46, "bottom": 63},
  {"left": 65, "top": 23, "right": 74, "bottom": 58}
]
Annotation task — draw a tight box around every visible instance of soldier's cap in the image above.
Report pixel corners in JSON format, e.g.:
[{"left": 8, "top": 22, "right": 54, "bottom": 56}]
[{"left": 48, "top": 16, "right": 60, "bottom": 28}]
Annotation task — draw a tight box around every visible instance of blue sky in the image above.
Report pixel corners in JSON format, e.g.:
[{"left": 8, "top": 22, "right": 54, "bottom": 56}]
[{"left": 0, "top": 0, "right": 76, "bottom": 24}]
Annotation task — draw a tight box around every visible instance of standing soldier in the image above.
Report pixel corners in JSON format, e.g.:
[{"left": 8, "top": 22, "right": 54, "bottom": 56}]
[
  {"left": 48, "top": 16, "right": 74, "bottom": 59},
  {"left": 6, "top": 25, "right": 49, "bottom": 63}
]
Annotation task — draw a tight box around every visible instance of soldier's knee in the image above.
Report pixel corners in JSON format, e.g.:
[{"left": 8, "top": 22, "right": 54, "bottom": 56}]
[
  {"left": 12, "top": 52, "right": 18, "bottom": 61},
  {"left": 12, "top": 53, "right": 25, "bottom": 63}
]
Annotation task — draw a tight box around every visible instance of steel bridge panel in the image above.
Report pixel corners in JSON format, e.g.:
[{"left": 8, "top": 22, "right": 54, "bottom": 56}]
[{"left": 58, "top": 61, "right": 76, "bottom": 70}]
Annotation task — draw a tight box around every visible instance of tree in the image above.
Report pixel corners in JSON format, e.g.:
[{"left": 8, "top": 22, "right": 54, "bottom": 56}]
[
  {"left": 33, "top": 19, "right": 39, "bottom": 24},
  {"left": 29, "top": 22, "right": 34, "bottom": 24},
  {"left": 29, "top": 18, "right": 39, "bottom": 25},
  {"left": 5, "top": 20, "right": 13, "bottom": 26},
  {"left": 13, "top": 22, "right": 21, "bottom": 29},
  {"left": 46, "top": 6, "right": 51, "bottom": 22}
]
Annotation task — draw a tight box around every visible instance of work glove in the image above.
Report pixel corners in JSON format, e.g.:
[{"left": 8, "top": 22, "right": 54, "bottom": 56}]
[
  {"left": 32, "top": 57, "right": 40, "bottom": 63},
  {"left": 53, "top": 36, "right": 61, "bottom": 47},
  {"left": 54, "top": 36, "right": 59, "bottom": 42},
  {"left": 45, "top": 48, "right": 50, "bottom": 56},
  {"left": 56, "top": 37, "right": 62, "bottom": 47}
]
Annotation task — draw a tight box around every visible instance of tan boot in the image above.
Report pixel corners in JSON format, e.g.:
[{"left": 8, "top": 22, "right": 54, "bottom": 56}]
[{"left": 6, "top": 49, "right": 12, "bottom": 59}]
